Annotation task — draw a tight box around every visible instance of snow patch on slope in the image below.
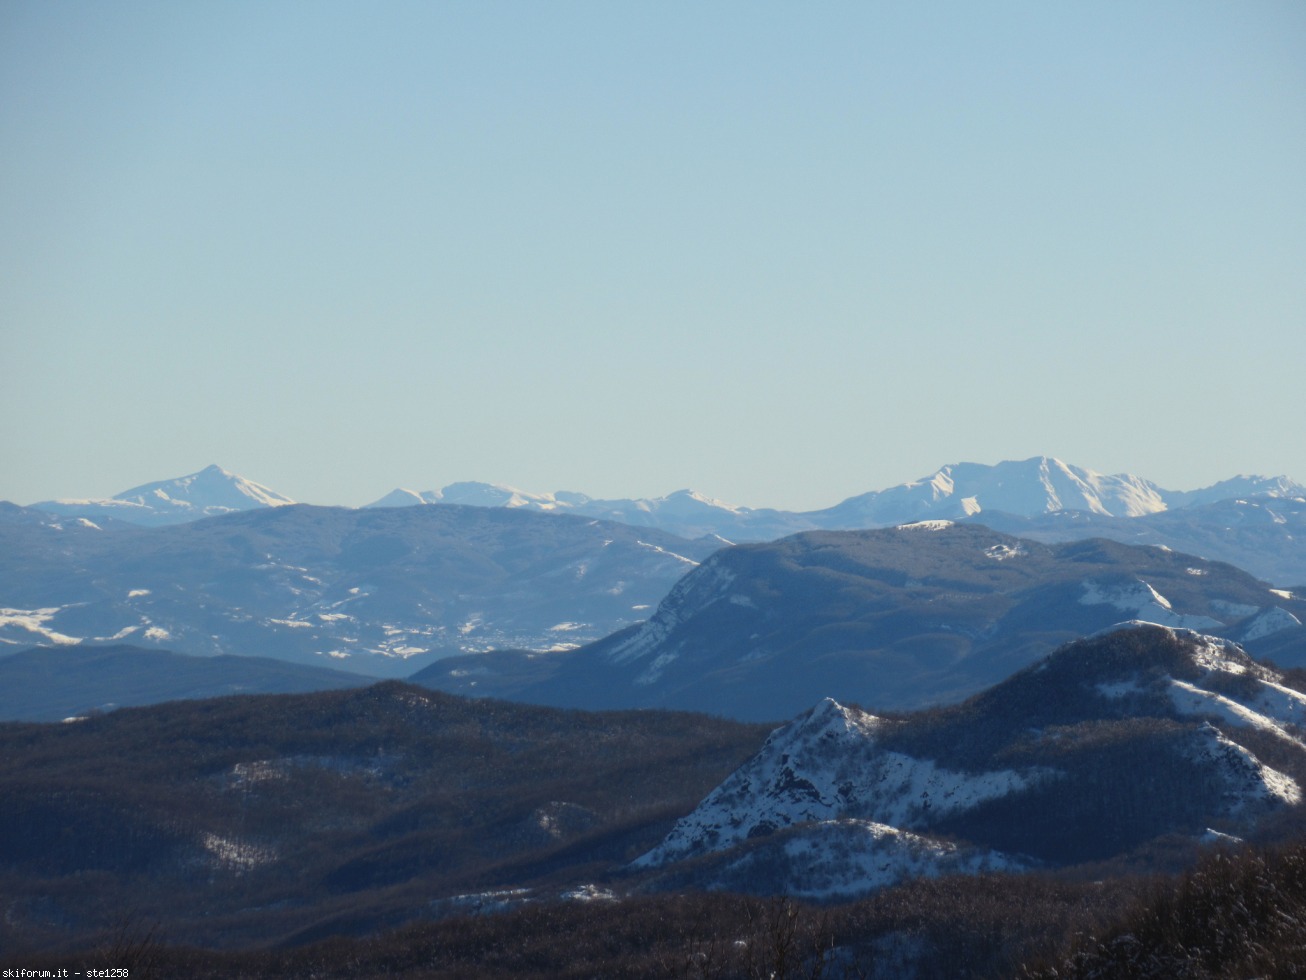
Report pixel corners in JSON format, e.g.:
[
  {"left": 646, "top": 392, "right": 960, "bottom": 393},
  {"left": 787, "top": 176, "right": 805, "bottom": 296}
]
[
  {"left": 1079, "top": 580, "right": 1222, "bottom": 630},
  {"left": 635, "top": 540, "right": 700, "bottom": 566},
  {"left": 1187, "top": 724, "right": 1301, "bottom": 806},
  {"left": 0, "top": 607, "right": 82, "bottom": 646},
  {"left": 1169, "top": 680, "right": 1306, "bottom": 750},
  {"left": 1241, "top": 607, "right": 1302, "bottom": 642}
]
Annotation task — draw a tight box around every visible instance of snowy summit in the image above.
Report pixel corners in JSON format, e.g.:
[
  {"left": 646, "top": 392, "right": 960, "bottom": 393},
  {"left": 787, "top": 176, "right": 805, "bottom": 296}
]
[{"left": 32, "top": 464, "right": 294, "bottom": 526}]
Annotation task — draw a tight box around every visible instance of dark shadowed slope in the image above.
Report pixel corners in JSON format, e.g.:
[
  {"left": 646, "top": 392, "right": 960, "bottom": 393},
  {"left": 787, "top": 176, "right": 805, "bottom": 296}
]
[{"left": 416, "top": 524, "right": 1306, "bottom": 720}]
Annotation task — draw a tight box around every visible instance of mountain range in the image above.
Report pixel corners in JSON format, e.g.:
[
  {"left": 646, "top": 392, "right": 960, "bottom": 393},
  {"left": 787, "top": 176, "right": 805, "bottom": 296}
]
[
  {"left": 6, "top": 456, "right": 1306, "bottom": 724},
  {"left": 23, "top": 456, "right": 1306, "bottom": 584},
  {"left": 415, "top": 522, "right": 1306, "bottom": 721},
  {"left": 7, "top": 459, "right": 1306, "bottom": 972},
  {"left": 367, "top": 457, "right": 1306, "bottom": 536},
  {"left": 24, "top": 457, "right": 1304, "bottom": 533}
]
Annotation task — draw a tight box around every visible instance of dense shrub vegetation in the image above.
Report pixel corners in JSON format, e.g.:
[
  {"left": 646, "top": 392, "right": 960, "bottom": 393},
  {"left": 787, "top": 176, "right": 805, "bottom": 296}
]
[
  {"left": 26, "top": 843, "right": 1306, "bottom": 978},
  {"left": 20, "top": 875, "right": 1139, "bottom": 979},
  {"left": 1023, "top": 841, "right": 1306, "bottom": 978}
]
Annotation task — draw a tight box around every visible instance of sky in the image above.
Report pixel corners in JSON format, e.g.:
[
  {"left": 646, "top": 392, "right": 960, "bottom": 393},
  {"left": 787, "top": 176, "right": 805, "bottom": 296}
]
[{"left": 2, "top": 1, "right": 1303, "bottom": 511}]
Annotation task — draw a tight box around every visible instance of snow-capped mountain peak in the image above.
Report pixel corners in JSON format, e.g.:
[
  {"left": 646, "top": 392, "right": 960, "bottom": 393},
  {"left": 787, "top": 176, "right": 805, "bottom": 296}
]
[
  {"left": 32, "top": 465, "right": 294, "bottom": 527},
  {"left": 122, "top": 464, "right": 294, "bottom": 510},
  {"left": 365, "top": 488, "right": 439, "bottom": 508},
  {"left": 823, "top": 456, "right": 1170, "bottom": 525}
]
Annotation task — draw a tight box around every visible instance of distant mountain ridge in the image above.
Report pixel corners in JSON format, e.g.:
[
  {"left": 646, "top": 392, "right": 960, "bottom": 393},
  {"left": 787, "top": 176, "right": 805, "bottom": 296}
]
[
  {"left": 26, "top": 457, "right": 1305, "bottom": 538},
  {"left": 31, "top": 455, "right": 1299, "bottom": 581},
  {"left": 415, "top": 523, "right": 1306, "bottom": 720},
  {"left": 370, "top": 458, "right": 1304, "bottom": 546}
]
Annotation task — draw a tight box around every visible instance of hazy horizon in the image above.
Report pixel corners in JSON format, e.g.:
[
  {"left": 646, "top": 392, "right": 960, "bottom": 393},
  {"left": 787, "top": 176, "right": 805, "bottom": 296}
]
[{"left": 4, "top": 2, "right": 1303, "bottom": 511}]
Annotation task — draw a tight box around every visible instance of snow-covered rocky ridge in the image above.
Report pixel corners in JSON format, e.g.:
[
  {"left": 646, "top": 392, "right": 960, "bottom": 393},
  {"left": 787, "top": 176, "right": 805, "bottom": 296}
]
[
  {"left": 631, "top": 625, "right": 1306, "bottom": 899},
  {"left": 635, "top": 696, "right": 1044, "bottom": 868}
]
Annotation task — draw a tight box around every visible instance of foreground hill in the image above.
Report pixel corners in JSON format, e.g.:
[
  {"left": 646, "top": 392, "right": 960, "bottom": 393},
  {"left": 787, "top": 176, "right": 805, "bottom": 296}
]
[
  {"left": 0, "top": 644, "right": 372, "bottom": 722},
  {"left": 416, "top": 523, "right": 1306, "bottom": 720},
  {"left": 0, "top": 684, "right": 768, "bottom": 952},
  {"left": 94, "top": 837, "right": 1304, "bottom": 979},
  {"left": 633, "top": 625, "right": 1306, "bottom": 899},
  {"left": 0, "top": 502, "right": 717, "bottom": 676}
]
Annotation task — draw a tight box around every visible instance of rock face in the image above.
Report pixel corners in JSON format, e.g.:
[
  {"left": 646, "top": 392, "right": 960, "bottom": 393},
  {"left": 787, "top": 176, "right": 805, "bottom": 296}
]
[
  {"left": 632, "top": 625, "right": 1306, "bottom": 899},
  {"left": 416, "top": 523, "right": 1306, "bottom": 719}
]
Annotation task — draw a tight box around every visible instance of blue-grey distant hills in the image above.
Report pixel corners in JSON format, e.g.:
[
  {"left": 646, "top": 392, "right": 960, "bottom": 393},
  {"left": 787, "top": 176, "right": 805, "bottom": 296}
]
[
  {"left": 959, "top": 496, "right": 1306, "bottom": 594},
  {"left": 414, "top": 522, "right": 1306, "bottom": 721},
  {"left": 24, "top": 457, "right": 1306, "bottom": 582},
  {"left": 0, "top": 643, "right": 370, "bottom": 722},
  {"left": 0, "top": 502, "right": 716, "bottom": 678}
]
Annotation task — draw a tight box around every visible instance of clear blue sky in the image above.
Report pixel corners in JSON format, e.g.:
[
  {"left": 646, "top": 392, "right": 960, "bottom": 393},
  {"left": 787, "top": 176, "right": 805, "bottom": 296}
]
[{"left": 3, "top": 1, "right": 1303, "bottom": 510}]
